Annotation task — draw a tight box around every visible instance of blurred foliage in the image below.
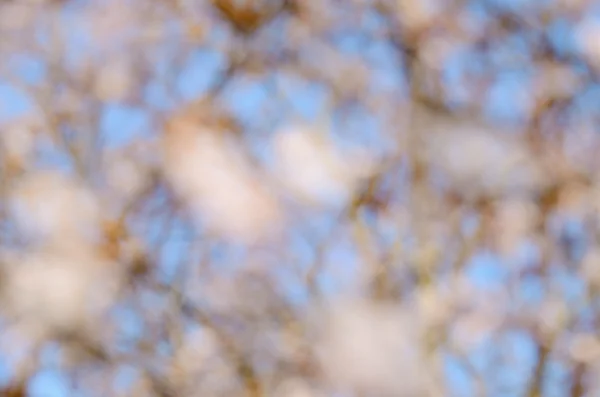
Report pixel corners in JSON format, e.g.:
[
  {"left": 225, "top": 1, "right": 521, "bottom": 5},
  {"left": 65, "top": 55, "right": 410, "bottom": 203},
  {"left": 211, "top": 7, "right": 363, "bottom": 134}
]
[{"left": 0, "top": 0, "right": 599, "bottom": 396}]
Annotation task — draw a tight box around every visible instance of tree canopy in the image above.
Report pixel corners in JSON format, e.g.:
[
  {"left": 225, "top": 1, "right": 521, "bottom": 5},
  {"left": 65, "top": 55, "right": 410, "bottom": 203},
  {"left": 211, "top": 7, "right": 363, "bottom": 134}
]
[{"left": 0, "top": 0, "right": 599, "bottom": 396}]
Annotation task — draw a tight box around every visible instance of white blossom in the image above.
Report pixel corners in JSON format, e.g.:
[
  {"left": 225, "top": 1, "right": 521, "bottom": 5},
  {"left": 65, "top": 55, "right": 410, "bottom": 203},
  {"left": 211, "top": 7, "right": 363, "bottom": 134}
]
[
  {"left": 169, "top": 327, "right": 223, "bottom": 388},
  {"left": 397, "top": 0, "right": 442, "bottom": 33},
  {"left": 581, "top": 248, "right": 600, "bottom": 288},
  {"left": 163, "top": 118, "right": 281, "bottom": 243},
  {"left": 94, "top": 57, "right": 135, "bottom": 102},
  {"left": 427, "top": 125, "right": 545, "bottom": 199},
  {"left": 569, "top": 333, "right": 600, "bottom": 363},
  {"left": 272, "top": 125, "right": 376, "bottom": 208},
  {"left": 0, "top": 3, "right": 37, "bottom": 31},
  {"left": 451, "top": 309, "right": 502, "bottom": 352},
  {"left": 1, "top": 117, "right": 37, "bottom": 168},
  {"left": 537, "top": 296, "right": 569, "bottom": 340},
  {"left": 575, "top": 18, "right": 600, "bottom": 69},
  {"left": 10, "top": 171, "right": 100, "bottom": 243},
  {"left": 416, "top": 284, "right": 453, "bottom": 328},
  {"left": 104, "top": 149, "right": 151, "bottom": 201},
  {"left": 493, "top": 198, "right": 539, "bottom": 256},
  {"left": 3, "top": 245, "right": 119, "bottom": 334},
  {"left": 274, "top": 379, "right": 324, "bottom": 397},
  {"left": 84, "top": 0, "right": 138, "bottom": 53},
  {"left": 316, "top": 299, "right": 428, "bottom": 395}
]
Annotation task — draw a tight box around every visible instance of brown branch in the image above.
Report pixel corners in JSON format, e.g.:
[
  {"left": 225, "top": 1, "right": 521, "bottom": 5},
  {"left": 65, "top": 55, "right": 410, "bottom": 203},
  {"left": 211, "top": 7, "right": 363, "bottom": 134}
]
[{"left": 527, "top": 342, "right": 550, "bottom": 397}]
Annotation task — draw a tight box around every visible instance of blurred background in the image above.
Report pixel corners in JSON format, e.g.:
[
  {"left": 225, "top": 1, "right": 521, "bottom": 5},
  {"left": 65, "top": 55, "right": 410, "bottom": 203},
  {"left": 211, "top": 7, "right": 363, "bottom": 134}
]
[{"left": 0, "top": 0, "right": 599, "bottom": 396}]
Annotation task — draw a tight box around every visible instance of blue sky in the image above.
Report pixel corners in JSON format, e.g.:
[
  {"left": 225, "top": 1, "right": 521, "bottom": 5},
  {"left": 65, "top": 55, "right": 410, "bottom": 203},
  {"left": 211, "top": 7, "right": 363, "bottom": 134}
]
[{"left": 0, "top": 1, "right": 594, "bottom": 396}]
